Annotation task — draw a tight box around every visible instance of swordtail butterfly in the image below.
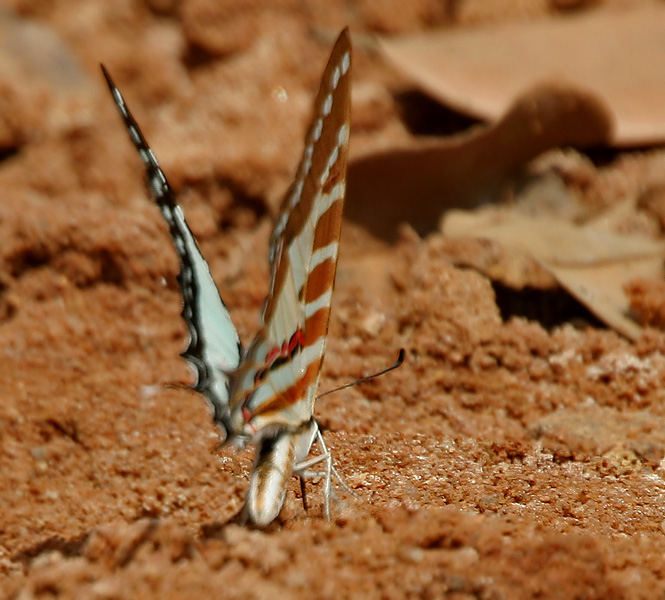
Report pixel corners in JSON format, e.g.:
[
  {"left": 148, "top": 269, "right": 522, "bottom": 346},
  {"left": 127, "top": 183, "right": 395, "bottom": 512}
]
[{"left": 103, "top": 28, "right": 352, "bottom": 526}]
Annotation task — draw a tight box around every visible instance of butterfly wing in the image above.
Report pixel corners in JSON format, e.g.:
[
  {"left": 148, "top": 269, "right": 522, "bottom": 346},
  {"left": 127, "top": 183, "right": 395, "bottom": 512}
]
[
  {"left": 228, "top": 29, "right": 352, "bottom": 435},
  {"left": 102, "top": 67, "right": 241, "bottom": 429}
]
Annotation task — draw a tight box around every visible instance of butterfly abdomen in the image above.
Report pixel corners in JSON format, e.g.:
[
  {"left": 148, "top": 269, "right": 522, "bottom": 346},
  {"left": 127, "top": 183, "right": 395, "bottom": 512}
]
[
  {"left": 245, "top": 429, "right": 296, "bottom": 527},
  {"left": 245, "top": 420, "right": 319, "bottom": 526}
]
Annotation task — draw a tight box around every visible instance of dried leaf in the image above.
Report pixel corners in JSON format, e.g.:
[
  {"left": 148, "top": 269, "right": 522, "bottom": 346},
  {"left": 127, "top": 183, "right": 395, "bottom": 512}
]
[
  {"left": 346, "top": 84, "right": 610, "bottom": 240},
  {"left": 442, "top": 208, "right": 665, "bottom": 340},
  {"left": 379, "top": 7, "right": 665, "bottom": 146}
]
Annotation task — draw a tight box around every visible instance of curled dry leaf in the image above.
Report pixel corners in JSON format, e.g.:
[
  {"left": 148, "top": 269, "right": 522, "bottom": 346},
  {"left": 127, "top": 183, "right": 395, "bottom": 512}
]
[
  {"left": 378, "top": 6, "right": 665, "bottom": 147},
  {"left": 346, "top": 84, "right": 610, "bottom": 240},
  {"left": 442, "top": 207, "right": 665, "bottom": 340}
]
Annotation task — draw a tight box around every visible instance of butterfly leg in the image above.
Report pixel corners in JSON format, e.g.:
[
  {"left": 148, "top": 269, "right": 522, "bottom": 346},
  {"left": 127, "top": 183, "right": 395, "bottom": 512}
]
[
  {"left": 314, "top": 426, "right": 333, "bottom": 520},
  {"left": 297, "top": 427, "right": 357, "bottom": 493},
  {"left": 299, "top": 475, "right": 309, "bottom": 513},
  {"left": 290, "top": 419, "right": 328, "bottom": 517},
  {"left": 293, "top": 421, "right": 359, "bottom": 520}
]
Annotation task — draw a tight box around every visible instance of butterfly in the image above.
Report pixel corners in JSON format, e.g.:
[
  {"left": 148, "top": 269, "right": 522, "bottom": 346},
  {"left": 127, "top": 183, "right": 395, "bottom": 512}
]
[{"left": 103, "top": 28, "right": 352, "bottom": 527}]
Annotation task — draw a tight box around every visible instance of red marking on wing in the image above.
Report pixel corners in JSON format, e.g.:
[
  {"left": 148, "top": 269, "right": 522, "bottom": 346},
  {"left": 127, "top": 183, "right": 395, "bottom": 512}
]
[
  {"left": 251, "top": 359, "right": 322, "bottom": 418},
  {"left": 288, "top": 329, "right": 304, "bottom": 353}
]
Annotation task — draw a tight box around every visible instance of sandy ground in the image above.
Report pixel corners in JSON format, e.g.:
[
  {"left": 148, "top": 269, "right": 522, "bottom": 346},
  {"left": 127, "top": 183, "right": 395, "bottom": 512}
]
[{"left": 2, "top": 1, "right": 665, "bottom": 598}]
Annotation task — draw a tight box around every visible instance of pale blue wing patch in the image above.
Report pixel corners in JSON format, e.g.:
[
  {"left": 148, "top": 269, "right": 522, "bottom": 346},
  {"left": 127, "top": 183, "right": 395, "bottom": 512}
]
[{"left": 102, "top": 66, "right": 241, "bottom": 429}]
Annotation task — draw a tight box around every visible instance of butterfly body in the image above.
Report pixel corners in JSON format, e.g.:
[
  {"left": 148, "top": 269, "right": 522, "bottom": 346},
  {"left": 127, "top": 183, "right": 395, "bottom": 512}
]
[
  {"left": 104, "top": 29, "right": 351, "bottom": 526},
  {"left": 245, "top": 419, "right": 319, "bottom": 527}
]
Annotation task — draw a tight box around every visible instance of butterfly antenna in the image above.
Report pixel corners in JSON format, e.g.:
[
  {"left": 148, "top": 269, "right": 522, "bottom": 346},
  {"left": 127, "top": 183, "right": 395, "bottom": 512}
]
[{"left": 317, "top": 349, "right": 405, "bottom": 399}]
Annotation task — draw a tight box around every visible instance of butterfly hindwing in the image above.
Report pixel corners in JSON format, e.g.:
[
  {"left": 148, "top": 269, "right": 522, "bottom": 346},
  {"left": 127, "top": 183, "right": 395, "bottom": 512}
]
[{"left": 102, "top": 67, "right": 241, "bottom": 429}]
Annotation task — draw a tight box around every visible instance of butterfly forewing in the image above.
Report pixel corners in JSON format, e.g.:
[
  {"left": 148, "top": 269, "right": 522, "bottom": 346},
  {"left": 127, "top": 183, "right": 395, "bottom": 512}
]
[
  {"left": 228, "top": 30, "right": 352, "bottom": 433},
  {"left": 102, "top": 67, "right": 241, "bottom": 428}
]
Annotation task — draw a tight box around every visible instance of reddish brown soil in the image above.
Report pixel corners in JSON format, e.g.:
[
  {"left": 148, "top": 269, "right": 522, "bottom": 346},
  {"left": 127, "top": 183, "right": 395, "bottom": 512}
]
[{"left": 2, "top": 1, "right": 665, "bottom": 599}]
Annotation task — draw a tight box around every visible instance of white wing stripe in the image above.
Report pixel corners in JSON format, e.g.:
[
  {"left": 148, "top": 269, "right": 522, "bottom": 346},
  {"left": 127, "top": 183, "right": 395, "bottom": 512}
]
[
  {"left": 289, "top": 230, "right": 313, "bottom": 292},
  {"left": 305, "top": 289, "right": 332, "bottom": 318},
  {"left": 312, "top": 118, "right": 323, "bottom": 143},
  {"left": 310, "top": 241, "right": 338, "bottom": 272},
  {"left": 317, "top": 182, "right": 345, "bottom": 216},
  {"left": 337, "top": 123, "right": 349, "bottom": 146},
  {"left": 320, "top": 147, "right": 339, "bottom": 185},
  {"left": 341, "top": 51, "right": 351, "bottom": 75},
  {"left": 330, "top": 65, "right": 339, "bottom": 89},
  {"left": 322, "top": 93, "right": 333, "bottom": 117},
  {"left": 247, "top": 337, "right": 326, "bottom": 410},
  {"left": 318, "top": 125, "right": 348, "bottom": 186}
]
